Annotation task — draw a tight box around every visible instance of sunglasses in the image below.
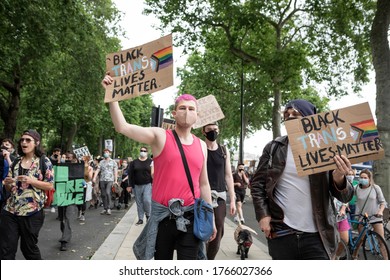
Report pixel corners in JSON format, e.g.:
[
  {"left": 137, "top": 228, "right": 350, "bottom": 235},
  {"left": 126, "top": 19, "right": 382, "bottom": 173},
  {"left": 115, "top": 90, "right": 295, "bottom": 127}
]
[
  {"left": 140, "top": 150, "right": 147, "bottom": 152},
  {"left": 20, "top": 138, "right": 34, "bottom": 143}
]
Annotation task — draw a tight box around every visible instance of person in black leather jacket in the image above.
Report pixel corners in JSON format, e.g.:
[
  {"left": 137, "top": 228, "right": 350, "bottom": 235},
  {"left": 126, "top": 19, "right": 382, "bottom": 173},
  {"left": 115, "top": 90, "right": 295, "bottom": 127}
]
[{"left": 250, "top": 99, "right": 354, "bottom": 260}]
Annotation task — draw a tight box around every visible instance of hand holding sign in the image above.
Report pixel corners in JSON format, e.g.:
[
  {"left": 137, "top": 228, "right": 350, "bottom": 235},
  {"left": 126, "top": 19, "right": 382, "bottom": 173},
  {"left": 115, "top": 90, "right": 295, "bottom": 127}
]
[
  {"left": 285, "top": 102, "right": 384, "bottom": 176},
  {"left": 104, "top": 34, "right": 173, "bottom": 103}
]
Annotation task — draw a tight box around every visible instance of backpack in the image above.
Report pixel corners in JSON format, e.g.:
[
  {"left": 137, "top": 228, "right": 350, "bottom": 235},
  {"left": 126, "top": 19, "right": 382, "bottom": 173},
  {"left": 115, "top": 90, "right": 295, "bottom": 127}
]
[
  {"left": 11, "top": 155, "right": 55, "bottom": 208},
  {"left": 219, "top": 144, "right": 227, "bottom": 159}
]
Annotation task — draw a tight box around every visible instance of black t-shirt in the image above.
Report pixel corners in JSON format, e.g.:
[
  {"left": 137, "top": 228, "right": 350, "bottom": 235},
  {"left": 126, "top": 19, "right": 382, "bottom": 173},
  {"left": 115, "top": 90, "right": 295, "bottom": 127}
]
[
  {"left": 128, "top": 158, "right": 152, "bottom": 186},
  {"left": 207, "top": 144, "right": 226, "bottom": 192}
]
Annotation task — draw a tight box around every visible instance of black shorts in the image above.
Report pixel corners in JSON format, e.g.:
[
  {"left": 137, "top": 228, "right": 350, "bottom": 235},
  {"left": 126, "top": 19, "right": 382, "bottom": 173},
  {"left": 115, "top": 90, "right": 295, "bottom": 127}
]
[{"left": 235, "top": 189, "right": 246, "bottom": 202}]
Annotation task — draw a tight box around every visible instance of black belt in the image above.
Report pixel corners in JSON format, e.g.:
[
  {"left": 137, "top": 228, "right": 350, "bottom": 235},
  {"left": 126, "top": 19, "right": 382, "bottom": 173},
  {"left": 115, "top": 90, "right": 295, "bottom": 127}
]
[{"left": 270, "top": 229, "right": 317, "bottom": 239}]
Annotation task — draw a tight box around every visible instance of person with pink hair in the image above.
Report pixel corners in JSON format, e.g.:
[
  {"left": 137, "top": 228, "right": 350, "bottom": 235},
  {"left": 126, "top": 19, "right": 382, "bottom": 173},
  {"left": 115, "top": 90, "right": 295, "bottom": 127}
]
[{"left": 101, "top": 75, "right": 216, "bottom": 260}]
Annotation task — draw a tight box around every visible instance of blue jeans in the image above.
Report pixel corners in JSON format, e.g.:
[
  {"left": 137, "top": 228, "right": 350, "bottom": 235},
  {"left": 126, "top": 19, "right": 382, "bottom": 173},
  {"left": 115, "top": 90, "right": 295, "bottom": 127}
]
[
  {"left": 133, "top": 183, "right": 152, "bottom": 220},
  {"left": 268, "top": 232, "right": 329, "bottom": 260}
]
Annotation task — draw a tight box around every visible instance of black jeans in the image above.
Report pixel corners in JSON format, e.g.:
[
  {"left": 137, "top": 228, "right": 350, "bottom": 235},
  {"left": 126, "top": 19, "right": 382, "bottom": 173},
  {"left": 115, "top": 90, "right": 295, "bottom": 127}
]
[
  {"left": 154, "top": 213, "right": 200, "bottom": 260},
  {"left": 268, "top": 231, "right": 329, "bottom": 260},
  {"left": 119, "top": 183, "right": 130, "bottom": 205},
  {"left": 0, "top": 209, "right": 45, "bottom": 260},
  {"left": 58, "top": 206, "right": 72, "bottom": 244},
  {"left": 206, "top": 198, "right": 226, "bottom": 260}
]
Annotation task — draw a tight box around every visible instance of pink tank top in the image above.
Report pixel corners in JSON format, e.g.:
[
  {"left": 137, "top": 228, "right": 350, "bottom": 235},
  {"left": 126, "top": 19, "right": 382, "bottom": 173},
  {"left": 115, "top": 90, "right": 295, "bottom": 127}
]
[{"left": 153, "top": 130, "right": 204, "bottom": 206}]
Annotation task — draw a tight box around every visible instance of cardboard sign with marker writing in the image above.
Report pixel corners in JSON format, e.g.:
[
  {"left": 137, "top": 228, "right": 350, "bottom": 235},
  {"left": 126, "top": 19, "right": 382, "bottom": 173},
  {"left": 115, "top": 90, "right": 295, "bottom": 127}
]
[
  {"left": 285, "top": 102, "right": 384, "bottom": 176},
  {"left": 104, "top": 34, "right": 173, "bottom": 103},
  {"left": 162, "top": 118, "right": 176, "bottom": 130},
  {"left": 193, "top": 95, "right": 225, "bottom": 129}
]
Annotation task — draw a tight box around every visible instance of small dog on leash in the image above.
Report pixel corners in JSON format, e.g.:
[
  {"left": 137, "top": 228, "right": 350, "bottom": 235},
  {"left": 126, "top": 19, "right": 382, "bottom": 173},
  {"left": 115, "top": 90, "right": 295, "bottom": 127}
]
[{"left": 234, "top": 224, "right": 256, "bottom": 260}]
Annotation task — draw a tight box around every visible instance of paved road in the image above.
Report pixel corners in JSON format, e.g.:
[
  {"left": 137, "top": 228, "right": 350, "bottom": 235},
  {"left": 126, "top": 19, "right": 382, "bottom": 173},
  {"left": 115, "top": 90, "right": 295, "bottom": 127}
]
[{"left": 16, "top": 200, "right": 134, "bottom": 260}]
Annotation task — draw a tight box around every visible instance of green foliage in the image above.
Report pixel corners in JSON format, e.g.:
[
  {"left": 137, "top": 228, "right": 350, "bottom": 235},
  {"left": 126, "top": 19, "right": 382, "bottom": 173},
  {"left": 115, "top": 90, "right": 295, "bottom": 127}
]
[
  {"left": 0, "top": 0, "right": 153, "bottom": 158},
  {"left": 145, "top": 0, "right": 375, "bottom": 138}
]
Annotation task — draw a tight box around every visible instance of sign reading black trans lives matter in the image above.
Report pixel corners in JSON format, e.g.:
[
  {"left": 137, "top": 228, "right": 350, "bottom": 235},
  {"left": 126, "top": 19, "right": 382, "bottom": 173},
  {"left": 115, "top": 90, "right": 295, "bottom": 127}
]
[
  {"left": 285, "top": 102, "right": 384, "bottom": 177},
  {"left": 104, "top": 34, "right": 173, "bottom": 103}
]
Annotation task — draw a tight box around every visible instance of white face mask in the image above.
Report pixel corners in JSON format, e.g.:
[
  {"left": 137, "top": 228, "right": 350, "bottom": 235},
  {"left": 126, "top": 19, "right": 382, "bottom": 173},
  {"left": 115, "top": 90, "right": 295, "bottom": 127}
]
[
  {"left": 346, "top": 175, "right": 354, "bottom": 182},
  {"left": 140, "top": 152, "right": 147, "bottom": 158}
]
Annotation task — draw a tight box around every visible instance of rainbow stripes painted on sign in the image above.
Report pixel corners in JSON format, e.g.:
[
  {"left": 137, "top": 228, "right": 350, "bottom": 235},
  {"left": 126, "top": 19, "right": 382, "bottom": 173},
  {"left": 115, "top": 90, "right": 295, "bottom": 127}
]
[
  {"left": 151, "top": 46, "right": 173, "bottom": 72},
  {"left": 350, "top": 119, "right": 378, "bottom": 142}
]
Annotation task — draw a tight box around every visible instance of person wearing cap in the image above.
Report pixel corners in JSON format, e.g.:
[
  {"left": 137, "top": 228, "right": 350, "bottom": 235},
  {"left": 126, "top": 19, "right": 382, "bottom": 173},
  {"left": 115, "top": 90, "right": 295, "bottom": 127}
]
[
  {"left": 92, "top": 148, "right": 118, "bottom": 215},
  {"left": 250, "top": 99, "right": 354, "bottom": 260},
  {"left": 0, "top": 129, "right": 54, "bottom": 259},
  {"left": 202, "top": 122, "right": 236, "bottom": 260},
  {"left": 102, "top": 73, "right": 216, "bottom": 260}
]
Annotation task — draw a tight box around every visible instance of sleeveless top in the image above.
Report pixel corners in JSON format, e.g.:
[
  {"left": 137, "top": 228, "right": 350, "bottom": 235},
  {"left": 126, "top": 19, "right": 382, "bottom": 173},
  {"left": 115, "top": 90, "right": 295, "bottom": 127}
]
[
  {"left": 207, "top": 144, "right": 226, "bottom": 192},
  {"left": 84, "top": 165, "right": 91, "bottom": 182},
  {"left": 153, "top": 130, "right": 204, "bottom": 206}
]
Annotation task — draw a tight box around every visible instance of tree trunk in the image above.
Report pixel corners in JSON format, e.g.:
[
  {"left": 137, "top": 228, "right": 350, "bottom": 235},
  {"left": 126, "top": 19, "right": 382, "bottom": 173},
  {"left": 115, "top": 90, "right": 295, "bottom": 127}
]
[
  {"left": 65, "top": 123, "right": 78, "bottom": 153},
  {"left": 272, "top": 86, "right": 282, "bottom": 139},
  {"left": 370, "top": 0, "right": 390, "bottom": 203},
  {"left": 0, "top": 73, "right": 21, "bottom": 140}
]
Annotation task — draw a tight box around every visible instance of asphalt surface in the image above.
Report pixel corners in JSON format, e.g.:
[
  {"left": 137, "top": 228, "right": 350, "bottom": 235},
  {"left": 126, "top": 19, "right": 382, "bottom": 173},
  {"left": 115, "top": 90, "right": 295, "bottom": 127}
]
[{"left": 16, "top": 199, "right": 134, "bottom": 260}]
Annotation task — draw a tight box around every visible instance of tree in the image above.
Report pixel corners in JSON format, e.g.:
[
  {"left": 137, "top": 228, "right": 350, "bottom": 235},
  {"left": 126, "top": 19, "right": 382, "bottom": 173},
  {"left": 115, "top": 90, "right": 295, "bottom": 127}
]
[
  {"left": 370, "top": 0, "right": 390, "bottom": 201},
  {"left": 144, "top": 0, "right": 373, "bottom": 139},
  {"left": 0, "top": 0, "right": 122, "bottom": 138}
]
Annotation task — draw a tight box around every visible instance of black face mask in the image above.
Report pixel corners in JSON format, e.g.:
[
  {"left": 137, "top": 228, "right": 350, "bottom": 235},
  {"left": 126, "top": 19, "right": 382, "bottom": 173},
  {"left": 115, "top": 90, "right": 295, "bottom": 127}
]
[{"left": 205, "top": 130, "right": 218, "bottom": 141}]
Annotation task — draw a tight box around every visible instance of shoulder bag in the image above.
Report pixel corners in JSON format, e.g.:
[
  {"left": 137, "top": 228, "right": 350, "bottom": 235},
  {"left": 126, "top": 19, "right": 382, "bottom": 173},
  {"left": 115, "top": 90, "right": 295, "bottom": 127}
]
[{"left": 172, "top": 130, "right": 214, "bottom": 241}]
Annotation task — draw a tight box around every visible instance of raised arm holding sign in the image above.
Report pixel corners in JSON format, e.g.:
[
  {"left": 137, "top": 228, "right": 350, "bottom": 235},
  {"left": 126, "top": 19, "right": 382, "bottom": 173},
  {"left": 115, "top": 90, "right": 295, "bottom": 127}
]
[{"left": 101, "top": 74, "right": 216, "bottom": 260}]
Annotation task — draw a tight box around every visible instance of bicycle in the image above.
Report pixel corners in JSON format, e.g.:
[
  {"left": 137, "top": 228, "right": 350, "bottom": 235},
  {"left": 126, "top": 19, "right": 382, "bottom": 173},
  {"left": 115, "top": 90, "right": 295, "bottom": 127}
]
[
  {"left": 335, "top": 213, "right": 390, "bottom": 260},
  {"left": 384, "top": 218, "right": 390, "bottom": 242},
  {"left": 383, "top": 208, "right": 390, "bottom": 241}
]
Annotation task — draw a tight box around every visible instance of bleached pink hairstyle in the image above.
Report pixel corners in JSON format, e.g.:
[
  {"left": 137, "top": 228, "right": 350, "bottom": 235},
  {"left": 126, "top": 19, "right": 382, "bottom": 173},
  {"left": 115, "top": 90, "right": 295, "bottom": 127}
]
[{"left": 174, "top": 94, "right": 198, "bottom": 109}]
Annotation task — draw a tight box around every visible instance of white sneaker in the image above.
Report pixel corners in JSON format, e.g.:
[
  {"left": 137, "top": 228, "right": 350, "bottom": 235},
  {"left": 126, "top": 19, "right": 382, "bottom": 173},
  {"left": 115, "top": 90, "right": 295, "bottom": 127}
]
[
  {"left": 107, "top": 209, "right": 112, "bottom": 215},
  {"left": 50, "top": 207, "right": 55, "bottom": 213},
  {"left": 100, "top": 210, "right": 107, "bottom": 215},
  {"left": 79, "top": 215, "right": 85, "bottom": 221},
  {"left": 234, "top": 216, "right": 239, "bottom": 223}
]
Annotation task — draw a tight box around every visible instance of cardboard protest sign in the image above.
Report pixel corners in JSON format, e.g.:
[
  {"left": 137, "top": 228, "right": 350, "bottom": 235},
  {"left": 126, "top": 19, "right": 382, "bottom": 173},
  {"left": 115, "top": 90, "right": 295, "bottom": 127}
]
[
  {"left": 73, "top": 146, "right": 90, "bottom": 159},
  {"left": 52, "top": 163, "right": 85, "bottom": 206},
  {"left": 104, "top": 34, "right": 173, "bottom": 102},
  {"left": 193, "top": 95, "right": 225, "bottom": 129},
  {"left": 285, "top": 102, "right": 384, "bottom": 176},
  {"left": 105, "top": 139, "right": 113, "bottom": 151},
  {"left": 54, "top": 179, "right": 85, "bottom": 206},
  {"left": 162, "top": 118, "right": 176, "bottom": 130}
]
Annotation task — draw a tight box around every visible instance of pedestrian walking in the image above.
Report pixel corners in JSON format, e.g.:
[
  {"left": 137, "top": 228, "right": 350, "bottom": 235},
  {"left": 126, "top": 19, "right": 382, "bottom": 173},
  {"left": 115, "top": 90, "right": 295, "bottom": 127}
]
[
  {"left": 92, "top": 149, "right": 118, "bottom": 215},
  {"left": 202, "top": 122, "right": 236, "bottom": 260},
  {"left": 250, "top": 99, "right": 354, "bottom": 260},
  {"left": 102, "top": 73, "right": 216, "bottom": 260},
  {"left": 0, "top": 129, "right": 54, "bottom": 259},
  {"left": 128, "top": 147, "right": 153, "bottom": 225}
]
